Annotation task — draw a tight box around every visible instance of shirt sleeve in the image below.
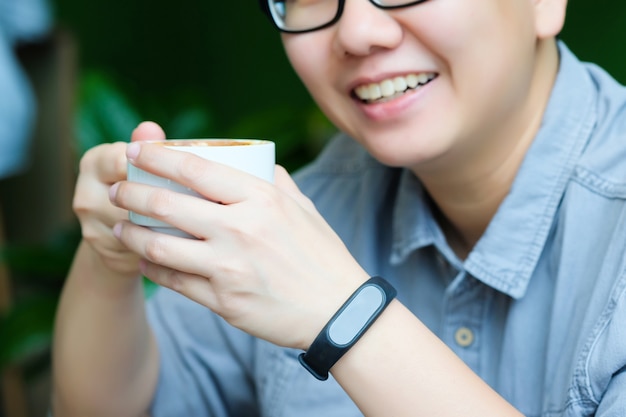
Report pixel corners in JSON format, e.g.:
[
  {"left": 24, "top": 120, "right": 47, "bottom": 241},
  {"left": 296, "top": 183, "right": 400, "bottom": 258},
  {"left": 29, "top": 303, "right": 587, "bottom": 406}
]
[
  {"left": 145, "top": 287, "right": 260, "bottom": 417},
  {"left": 0, "top": 0, "right": 52, "bottom": 43},
  {"left": 0, "top": 29, "right": 36, "bottom": 178}
]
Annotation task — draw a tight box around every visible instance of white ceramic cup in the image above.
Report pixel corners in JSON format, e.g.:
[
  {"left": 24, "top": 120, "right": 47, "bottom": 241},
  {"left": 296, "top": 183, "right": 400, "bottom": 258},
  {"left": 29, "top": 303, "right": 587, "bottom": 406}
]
[{"left": 127, "top": 138, "right": 275, "bottom": 237}]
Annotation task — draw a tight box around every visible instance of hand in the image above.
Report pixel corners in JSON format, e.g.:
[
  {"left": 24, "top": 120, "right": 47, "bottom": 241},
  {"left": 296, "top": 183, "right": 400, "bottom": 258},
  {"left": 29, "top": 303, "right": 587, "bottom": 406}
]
[
  {"left": 109, "top": 143, "right": 369, "bottom": 349},
  {"left": 73, "top": 122, "right": 166, "bottom": 278}
]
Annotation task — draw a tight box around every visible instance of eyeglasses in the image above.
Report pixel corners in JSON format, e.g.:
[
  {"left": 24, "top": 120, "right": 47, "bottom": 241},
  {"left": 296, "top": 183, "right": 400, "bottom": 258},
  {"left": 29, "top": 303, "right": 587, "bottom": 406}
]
[{"left": 258, "top": 0, "right": 430, "bottom": 34}]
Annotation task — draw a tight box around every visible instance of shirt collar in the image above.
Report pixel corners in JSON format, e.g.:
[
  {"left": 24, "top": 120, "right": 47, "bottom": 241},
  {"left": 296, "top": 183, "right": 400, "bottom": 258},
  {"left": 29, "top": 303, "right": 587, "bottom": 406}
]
[
  {"left": 390, "top": 42, "right": 598, "bottom": 299},
  {"left": 390, "top": 170, "right": 439, "bottom": 264},
  {"left": 390, "top": 169, "right": 463, "bottom": 270}
]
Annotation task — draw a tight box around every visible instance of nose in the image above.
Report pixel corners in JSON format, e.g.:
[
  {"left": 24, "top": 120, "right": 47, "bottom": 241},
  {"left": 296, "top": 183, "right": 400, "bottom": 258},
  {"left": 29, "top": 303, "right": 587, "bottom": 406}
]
[{"left": 333, "top": 0, "right": 403, "bottom": 57}]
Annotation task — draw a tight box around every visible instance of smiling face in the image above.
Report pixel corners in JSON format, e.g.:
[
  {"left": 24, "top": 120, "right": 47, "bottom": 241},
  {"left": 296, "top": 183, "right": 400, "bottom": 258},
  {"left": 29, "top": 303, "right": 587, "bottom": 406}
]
[{"left": 281, "top": 0, "right": 567, "bottom": 175}]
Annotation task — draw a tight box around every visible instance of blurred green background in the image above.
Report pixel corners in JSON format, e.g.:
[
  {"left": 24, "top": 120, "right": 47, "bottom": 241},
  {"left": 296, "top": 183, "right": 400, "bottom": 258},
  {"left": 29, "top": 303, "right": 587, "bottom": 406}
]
[
  {"left": 55, "top": 0, "right": 335, "bottom": 173},
  {"left": 56, "top": 0, "right": 626, "bottom": 118},
  {"left": 0, "top": 1, "right": 625, "bottom": 415},
  {"left": 55, "top": 0, "right": 311, "bottom": 131},
  {"left": 52, "top": 0, "right": 626, "bottom": 150}
]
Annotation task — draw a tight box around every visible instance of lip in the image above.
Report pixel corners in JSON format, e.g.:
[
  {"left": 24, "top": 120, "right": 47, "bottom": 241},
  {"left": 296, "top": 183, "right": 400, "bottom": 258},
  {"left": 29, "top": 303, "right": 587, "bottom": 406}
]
[{"left": 350, "top": 73, "right": 438, "bottom": 121}]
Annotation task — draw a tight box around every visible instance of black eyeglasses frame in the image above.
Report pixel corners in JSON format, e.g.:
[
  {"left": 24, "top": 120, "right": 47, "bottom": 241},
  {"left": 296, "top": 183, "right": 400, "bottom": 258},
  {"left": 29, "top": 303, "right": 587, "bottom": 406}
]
[{"left": 258, "top": 0, "right": 430, "bottom": 34}]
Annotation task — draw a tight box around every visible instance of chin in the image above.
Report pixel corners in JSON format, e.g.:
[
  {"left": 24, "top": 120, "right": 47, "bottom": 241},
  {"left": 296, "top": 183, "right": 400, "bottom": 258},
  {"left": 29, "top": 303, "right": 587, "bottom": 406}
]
[{"left": 357, "top": 131, "right": 450, "bottom": 170}]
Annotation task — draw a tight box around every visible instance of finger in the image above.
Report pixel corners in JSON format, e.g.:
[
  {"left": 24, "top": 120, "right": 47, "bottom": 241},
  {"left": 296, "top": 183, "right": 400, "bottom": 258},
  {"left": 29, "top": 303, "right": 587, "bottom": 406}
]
[
  {"left": 126, "top": 143, "right": 272, "bottom": 204},
  {"left": 109, "top": 181, "right": 229, "bottom": 239},
  {"left": 75, "top": 143, "right": 130, "bottom": 230},
  {"left": 75, "top": 182, "right": 129, "bottom": 228},
  {"left": 78, "top": 142, "right": 129, "bottom": 186},
  {"left": 74, "top": 175, "right": 128, "bottom": 232},
  {"left": 140, "top": 261, "right": 220, "bottom": 310},
  {"left": 114, "top": 220, "right": 220, "bottom": 277},
  {"left": 75, "top": 147, "right": 131, "bottom": 220},
  {"left": 131, "top": 121, "right": 166, "bottom": 143}
]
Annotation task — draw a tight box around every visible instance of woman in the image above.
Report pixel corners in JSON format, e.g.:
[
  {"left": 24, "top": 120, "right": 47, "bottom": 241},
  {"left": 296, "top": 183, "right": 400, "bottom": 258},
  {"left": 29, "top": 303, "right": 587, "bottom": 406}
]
[{"left": 53, "top": 0, "right": 626, "bottom": 415}]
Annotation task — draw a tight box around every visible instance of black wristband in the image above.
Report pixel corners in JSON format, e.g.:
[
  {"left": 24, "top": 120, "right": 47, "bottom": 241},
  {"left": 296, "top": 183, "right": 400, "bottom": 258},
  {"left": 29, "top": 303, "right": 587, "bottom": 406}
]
[{"left": 298, "top": 276, "right": 397, "bottom": 381}]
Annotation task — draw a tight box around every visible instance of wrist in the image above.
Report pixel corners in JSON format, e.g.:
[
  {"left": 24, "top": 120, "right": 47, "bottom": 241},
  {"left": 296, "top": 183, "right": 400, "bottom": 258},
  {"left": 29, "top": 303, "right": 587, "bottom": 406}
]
[
  {"left": 299, "top": 276, "right": 397, "bottom": 380},
  {"left": 76, "top": 241, "right": 144, "bottom": 298}
]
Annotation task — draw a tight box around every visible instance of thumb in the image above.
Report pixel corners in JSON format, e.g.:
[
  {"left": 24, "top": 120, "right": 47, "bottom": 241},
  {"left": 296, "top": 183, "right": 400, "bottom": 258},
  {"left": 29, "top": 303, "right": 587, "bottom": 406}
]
[{"left": 131, "top": 121, "right": 166, "bottom": 143}]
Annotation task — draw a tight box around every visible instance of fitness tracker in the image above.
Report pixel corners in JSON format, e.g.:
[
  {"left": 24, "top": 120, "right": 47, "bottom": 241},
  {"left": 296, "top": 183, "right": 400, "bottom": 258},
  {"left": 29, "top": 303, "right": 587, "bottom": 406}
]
[{"left": 298, "top": 276, "right": 397, "bottom": 380}]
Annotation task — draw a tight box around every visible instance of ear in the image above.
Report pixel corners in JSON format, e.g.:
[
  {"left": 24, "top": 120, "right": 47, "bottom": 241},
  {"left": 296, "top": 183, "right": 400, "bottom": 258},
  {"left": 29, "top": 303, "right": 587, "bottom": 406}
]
[{"left": 533, "top": 0, "right": 568, "bottom": 39}]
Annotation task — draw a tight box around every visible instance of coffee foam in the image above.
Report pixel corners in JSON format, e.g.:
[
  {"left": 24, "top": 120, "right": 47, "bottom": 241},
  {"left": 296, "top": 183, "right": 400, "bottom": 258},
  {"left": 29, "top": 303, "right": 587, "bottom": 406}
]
[{"left": 151, "top": 139, "right": 266, "bottom": 147}]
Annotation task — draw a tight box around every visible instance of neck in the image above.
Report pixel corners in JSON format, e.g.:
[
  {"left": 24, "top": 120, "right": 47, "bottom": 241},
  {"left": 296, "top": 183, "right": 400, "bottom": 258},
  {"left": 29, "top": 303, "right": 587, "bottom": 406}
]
[{"left": 416, "top": 39, "right": 560, "bottom": 259}]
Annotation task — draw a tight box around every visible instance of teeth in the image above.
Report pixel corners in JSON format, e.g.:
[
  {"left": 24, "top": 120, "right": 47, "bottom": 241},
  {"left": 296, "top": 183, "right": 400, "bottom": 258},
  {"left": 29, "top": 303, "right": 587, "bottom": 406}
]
[
  {"left": 368, "top": 83, "right": 382, "bottom": 100},
  {"left": 393, "top": 76, "right": 407, "bottom": 92},
  {"left": 354, "top": 73, "right": 436, "bottom": 102},
  {"left": 380, "top": 79, "right": 395, "bottom": 98},
  {"left": 417, "top": 73, "right": 430, "bottom": 84}
]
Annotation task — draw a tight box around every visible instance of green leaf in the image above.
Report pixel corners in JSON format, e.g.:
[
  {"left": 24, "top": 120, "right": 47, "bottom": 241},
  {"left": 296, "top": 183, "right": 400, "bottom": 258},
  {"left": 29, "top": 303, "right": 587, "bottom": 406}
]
[
  {"left": 0, "top": 226, "right": 80, "bottom": 282},
  {"left": 75, "top": 71, "right": 143, "bottom": 155},
  {"left": 166, "top": 106, "right": 215, "bottom": 139}
]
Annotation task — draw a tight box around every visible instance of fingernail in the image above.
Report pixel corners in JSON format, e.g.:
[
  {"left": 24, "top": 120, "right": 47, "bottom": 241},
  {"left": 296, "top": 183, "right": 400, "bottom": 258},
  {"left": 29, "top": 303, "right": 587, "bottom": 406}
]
[
  {"left": 126, "top": 142, "right": 140, "bottom": 161},
  {"left": 109, "top": 182, "right": 119, "bottom": 201},
  {"left": 113, "top": 222, "right": 122, "bottom": 239}
]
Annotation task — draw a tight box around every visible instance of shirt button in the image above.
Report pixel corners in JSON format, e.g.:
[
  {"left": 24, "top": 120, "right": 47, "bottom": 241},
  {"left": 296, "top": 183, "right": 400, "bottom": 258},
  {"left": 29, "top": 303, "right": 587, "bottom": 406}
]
[{"left": 454, "top": 327, "right": 474, "bottom": 348}]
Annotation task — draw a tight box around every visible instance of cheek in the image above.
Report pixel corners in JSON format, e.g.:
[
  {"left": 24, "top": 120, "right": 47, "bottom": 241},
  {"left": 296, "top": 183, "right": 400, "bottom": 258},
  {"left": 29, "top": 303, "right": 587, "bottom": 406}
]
[
  {"left": 283, "top": 34, "right": 349, "bottom": 128},
  {"left": 407, "top": 0, "right": 535, "bottom": 70},
  {"left": 282, "top": 35, "right": 328, "bottom": 94},
  {"left": 416, "top": 3, "right": 536, "bottom": 104}
]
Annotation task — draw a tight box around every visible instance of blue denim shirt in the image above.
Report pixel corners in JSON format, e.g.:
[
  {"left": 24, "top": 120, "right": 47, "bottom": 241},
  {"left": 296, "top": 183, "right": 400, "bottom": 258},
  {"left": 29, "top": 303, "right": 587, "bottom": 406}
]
[{"left": 147, "top": 42, "right": 626, "bottom": 417}]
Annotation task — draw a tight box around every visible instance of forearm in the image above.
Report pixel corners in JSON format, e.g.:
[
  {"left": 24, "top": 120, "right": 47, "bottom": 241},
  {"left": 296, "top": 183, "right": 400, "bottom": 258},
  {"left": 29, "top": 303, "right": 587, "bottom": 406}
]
[
  {"left": 52, "top": 241, "right": 159, "bottom": 416},
  {"left": 332, "top": 301, "right": 522, "bottom": 417}
]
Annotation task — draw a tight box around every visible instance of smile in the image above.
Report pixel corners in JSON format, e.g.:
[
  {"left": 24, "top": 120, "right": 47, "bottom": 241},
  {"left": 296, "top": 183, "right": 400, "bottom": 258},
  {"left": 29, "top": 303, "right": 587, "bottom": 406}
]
[{"left": 353, "top": 73, "right": 438, "bottom": 103}]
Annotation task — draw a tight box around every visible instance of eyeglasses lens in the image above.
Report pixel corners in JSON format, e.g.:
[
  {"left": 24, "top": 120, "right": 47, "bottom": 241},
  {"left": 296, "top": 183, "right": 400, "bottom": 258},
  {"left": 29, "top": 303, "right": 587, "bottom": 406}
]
[
  {"left": 266, "top": 0, "right": 425, "bottom": 33},
  {"left": 268, "top": 0, "right": 338, "bottom": 32}
]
